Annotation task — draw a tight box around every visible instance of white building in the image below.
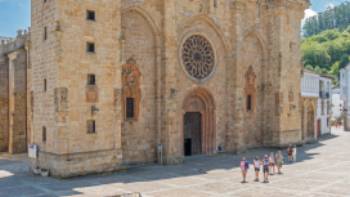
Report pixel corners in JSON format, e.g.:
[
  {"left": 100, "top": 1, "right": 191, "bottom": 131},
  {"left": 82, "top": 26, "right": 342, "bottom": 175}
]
[
  {"left": 318, "top": 76, "right": 332, "bottom": 135},
  {"left": 331, "top": 88, "right": 343, "bottom": 120},
  {"left": 340, "top": 63, "right": 350, "bottom": 130},
  {"left": 301, "top": 69, "right": 332, "bottom": 142}
]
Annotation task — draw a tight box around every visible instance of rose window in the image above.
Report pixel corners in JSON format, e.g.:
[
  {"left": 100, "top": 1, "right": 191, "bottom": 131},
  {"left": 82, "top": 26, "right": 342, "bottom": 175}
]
[{"left": 181, "top": 35, "right": 215, "bottom": 80}]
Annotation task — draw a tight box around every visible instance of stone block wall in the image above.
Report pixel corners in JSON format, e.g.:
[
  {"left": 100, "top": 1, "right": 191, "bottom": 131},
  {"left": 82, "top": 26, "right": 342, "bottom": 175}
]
[
  {"left": 8, "top": 49, "right": 28, "bottom": 153},
  {"left": 0, "top": 31, "right": 29, "bottom": 153},
  {"left": 29, "top": 0, "right": 309, "bottom": 177},
  {"left": 0, "top": 56, "right": 9, "bottom": 152}
]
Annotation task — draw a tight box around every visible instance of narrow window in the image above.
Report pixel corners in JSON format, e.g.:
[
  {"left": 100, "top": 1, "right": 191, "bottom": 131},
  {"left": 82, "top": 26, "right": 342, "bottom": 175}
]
[
  {"left": 42, "top": 127, "right": 47, "bottom": 143},
  {"left": 43, "top": 0, "right": 47, "bottom": 3},
  {"left": 44, "top": 78, "right": 47, "bottom": 92},
  {"left": 321, "top": 100, "right": 325, "bottom": 115},
  {"left": 87, "top": 74, "right": 96, "bottom": 85},
  {"left": 86, "top": 10, "right": 96, "bottom": 21},
  {"left": 87, "top": 120, "right": 96, "bottom": 134},
  {"left": 86, "top": 42, "right": 95, "bottom": 53},
  {"left": 43, "top": 26, "right": 47, "bottom": 41},
  {"left": 126, "top": 97, "right": 135, "bottom": 119},
  {"left": 247, "top": 95, "right": 252, "bottom": 111}
]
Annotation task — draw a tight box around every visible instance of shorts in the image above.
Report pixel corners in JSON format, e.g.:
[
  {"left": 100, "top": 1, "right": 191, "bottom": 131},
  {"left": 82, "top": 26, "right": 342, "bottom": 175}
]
[
  {"left": 263, "top": 166, "right": 269, "bottom": 173},
  {"left": 255, "top": 168, "right": 260, "bottom": 172}
]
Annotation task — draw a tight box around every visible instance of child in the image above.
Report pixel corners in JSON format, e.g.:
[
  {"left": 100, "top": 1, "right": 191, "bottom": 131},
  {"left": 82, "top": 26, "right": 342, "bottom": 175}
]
[
  {"left": 253, "top": 157, "right": 261, "bottom": 182},
  {"left": 240, "top": 157, "right": 249, "bottom": 183},
  {"left": 263, "top": 155, "right": 270, "bottom": 183},
  {"left": 275, "top": 150, "right": 284, "bottom": 174},
  {"left": 269, "top": 152, "right": 276, "bottom": 175},
  {"left": 287, "top": 144, "right": 293, "bottom": 162}
]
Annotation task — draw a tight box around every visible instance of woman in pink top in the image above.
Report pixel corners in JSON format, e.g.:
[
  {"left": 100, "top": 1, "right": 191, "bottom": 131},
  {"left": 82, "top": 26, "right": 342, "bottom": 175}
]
[{"left": 240, "top": 157, "right": 249, "bottom": 183}]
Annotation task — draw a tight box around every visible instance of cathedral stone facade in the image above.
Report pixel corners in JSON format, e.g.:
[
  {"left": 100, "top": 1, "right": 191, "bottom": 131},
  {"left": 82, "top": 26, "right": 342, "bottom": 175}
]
[
  {"left": 0, "top": 31, "right": 30, "bottom": 154},
  {"left": 1, "top": 0, "right": 309, "bottom": 177}
]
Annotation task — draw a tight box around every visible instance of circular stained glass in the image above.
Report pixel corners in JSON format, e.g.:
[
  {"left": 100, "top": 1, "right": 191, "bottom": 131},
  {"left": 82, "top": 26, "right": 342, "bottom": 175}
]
[{"left": 182, "top": 35, "right": 215, "bottom": 81}]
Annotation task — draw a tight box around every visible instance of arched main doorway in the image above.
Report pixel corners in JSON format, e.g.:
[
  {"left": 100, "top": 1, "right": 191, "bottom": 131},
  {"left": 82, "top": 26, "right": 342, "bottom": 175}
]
[{"left": 182, "top": 88, "right": 215, "bottom": 156}]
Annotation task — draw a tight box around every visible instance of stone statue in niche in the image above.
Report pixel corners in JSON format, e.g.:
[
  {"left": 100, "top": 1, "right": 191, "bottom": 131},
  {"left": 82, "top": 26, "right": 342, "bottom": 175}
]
[
  {"left": 288, "top": 87, "right": 294, "bottom": 102},
  {"left": 245, "top": 65, "right": 256, "bottom": 112},
  {"left": 122, "top": 58, "right": 141, "bottom": 120},
  {"left": 55, "top": 87, "right": 68, "bottom": 112},
  {"left": 54, "top": 87, "right": 68, "bottom": 123},
  {"left": 86, "top": 84, "right": 98, "bottom": 103}
]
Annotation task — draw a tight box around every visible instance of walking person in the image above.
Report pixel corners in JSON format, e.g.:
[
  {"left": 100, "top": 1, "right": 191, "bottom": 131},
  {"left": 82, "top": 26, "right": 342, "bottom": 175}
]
[
  {"left": 275, "top": 150, "right": 284, "bottom": 174},
  {"left": 287, "top": 144, "right": 293, "bottom": 162},
  {"left": 253, "top": 157, "right": 261, "bottom": 182},
  {"left": 263, "top": 155, "right": 270, "bottom": 183},
  {"left": 269, "top": 152, "right": 276, "bottom": 175},
  {"left": 293, "top": 145, "right": 297, "bottom": 162},
  {"left": 240, "top": 157, "right": 249, "bottom": 183}
]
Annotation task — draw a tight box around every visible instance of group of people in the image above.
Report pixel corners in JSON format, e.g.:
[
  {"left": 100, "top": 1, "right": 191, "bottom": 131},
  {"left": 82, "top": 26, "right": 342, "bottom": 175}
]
[{"left": 240, "top": 145, "right": 297, "bottom": 184}]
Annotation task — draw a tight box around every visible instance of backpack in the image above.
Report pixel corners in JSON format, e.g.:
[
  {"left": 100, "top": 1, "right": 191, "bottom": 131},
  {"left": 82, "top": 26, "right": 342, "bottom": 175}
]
[{"left": 244, "top": 161, "right": 249, "bottom": 170}]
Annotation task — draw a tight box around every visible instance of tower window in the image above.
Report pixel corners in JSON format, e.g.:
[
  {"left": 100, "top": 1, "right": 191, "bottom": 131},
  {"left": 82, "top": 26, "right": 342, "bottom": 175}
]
[
  {"left": 42, "top": 127, "right": 47, "bottom": 143},
  {"left": 87, "top": 120, "right": 96, "bottom": 134},
  {"left": 44, "top": 78, "right": 47, "bottom": 92},
  {"left": 87, "top": 74, "right": 96, "bottom": 85},
  {"left": 86, "top": 10, "right": 96, "bottom": 21},
  {"left": 247, "top": 95, "right": 252, "bottom": 111},
  {"left": 126, "top": 97, "right": 135, "bottom": 119},
  {"left": 44, "top": 26, "right": 47, "bottom": 41},
  {"left": 86, "top": 42, "right": 95, "bottom": 53}
]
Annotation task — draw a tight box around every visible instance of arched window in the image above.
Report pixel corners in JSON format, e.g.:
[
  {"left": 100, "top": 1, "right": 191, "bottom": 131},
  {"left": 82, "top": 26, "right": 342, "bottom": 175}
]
[{"left": 245, "top": 66, "right": 256, "bottom": 113}]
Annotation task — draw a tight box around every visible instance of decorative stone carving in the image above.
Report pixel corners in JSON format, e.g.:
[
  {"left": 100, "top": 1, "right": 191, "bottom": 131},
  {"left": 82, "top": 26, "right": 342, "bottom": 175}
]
[
  {"left": 183, "top": 88, "right": 215, "bottom": 155},
  {"left": 55, "top": 87, "right": 68, "bottom": 112},
  {"left": 122, "top": 59, "right": 141, "bottom": 120},
  {"left": 54, "top": 87, "right": 68, "bottom": 123},
  {"left": 181, "top": 35, "right": 215, "bottom": 81},
  {"left": 86, "top": 85, "right": 98, "bottom": 103}
]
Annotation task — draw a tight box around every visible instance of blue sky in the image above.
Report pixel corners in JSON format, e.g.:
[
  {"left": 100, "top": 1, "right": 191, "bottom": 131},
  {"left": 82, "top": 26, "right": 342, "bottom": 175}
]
[
  {"left": 0, "top": 0, "right": 349, "bottom": 37},
  {"left": 310, "top": 0, "right": 349, "bottom": 12}
]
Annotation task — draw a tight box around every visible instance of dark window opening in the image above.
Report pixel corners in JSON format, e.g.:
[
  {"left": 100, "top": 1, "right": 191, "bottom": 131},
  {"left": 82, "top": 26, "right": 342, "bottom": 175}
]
[
  {"left": 126, "top": 97, "right": 135, "bottom": 119},
  {"left": 87, "top": 74, "right": 96, "bottom": 85},
  {"left": 86, "top": 42, "right": 95, "bottom": 53},
  {"left": 44, "top": 79, "right": 47, "bottom": 92},
  {"left": 86, "top": 10, "right": 96, "bottom": 21},
  {"left": 42, "top": 127, "right": 47, "bottom": 143},
  {"left": 247, "top": 95, "right": 252, "bottom": 111},
  {"left": 87, "top": 120, "right": 96, "bottom": 134},
  {"left": 44, "top": 26, "right": 47, "bottom": 41}
]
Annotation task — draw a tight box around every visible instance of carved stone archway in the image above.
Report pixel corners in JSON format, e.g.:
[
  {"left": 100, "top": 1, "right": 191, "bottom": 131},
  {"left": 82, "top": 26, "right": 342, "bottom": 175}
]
[{"left": 182, "top": 88, "right": 215, "bottom": 155}]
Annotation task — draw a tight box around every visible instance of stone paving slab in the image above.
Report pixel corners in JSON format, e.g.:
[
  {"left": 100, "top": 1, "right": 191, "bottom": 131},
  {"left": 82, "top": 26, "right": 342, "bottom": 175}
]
[{"left": 0, "top": 128, "right": 350, "bottom": 197}]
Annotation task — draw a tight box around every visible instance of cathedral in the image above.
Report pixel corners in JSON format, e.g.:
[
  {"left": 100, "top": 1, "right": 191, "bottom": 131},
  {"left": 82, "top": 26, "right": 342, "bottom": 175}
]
[{"left": 0, "top": 0, "right": 308, "bottom": 177}]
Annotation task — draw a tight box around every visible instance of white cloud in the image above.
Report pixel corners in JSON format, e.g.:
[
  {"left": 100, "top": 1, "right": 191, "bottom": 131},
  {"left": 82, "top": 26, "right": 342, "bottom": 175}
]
[
  {"left": 302, "top": 8, "right": 318, "bottom": 26},
  {"left": 326, "top": 3, "right": 335, "bottom": 9}
]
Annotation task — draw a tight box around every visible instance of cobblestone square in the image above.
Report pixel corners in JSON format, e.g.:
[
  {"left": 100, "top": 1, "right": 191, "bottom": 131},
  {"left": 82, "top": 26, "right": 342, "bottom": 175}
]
[{"left": 0, "top": 128, "right": 349, "bottom": 197}]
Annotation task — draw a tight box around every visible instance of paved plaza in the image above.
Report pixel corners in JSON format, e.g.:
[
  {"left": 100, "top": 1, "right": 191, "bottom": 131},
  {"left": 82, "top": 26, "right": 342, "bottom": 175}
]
[{"left": 0, "top": 128, "right": 350, "bottom": 197}]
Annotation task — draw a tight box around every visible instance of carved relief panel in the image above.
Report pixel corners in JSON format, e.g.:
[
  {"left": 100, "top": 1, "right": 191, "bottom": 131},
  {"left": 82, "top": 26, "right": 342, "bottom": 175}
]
[
  {"left": 122, "top": 59, "right": 141, "bottom": 121},
  {"left": 54, "top": 87, "right": 68, "bottom": 123},
  {"left": 86, "top": 86, "right": 98, "bottom": 103}
]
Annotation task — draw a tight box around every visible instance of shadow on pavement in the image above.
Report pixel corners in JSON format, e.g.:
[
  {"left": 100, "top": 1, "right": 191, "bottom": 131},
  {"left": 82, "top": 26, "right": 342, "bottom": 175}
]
[{"left": 0, "top": 130, "right": 342, "bottom": 196}]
